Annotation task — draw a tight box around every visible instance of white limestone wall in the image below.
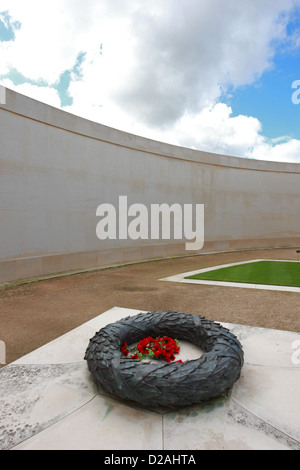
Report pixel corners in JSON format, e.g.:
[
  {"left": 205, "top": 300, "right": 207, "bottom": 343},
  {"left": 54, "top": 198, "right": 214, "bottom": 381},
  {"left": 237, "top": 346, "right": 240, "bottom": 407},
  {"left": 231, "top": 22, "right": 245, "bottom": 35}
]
[{"left": 0, "top": 86, "right": 300, "bottom": 283}]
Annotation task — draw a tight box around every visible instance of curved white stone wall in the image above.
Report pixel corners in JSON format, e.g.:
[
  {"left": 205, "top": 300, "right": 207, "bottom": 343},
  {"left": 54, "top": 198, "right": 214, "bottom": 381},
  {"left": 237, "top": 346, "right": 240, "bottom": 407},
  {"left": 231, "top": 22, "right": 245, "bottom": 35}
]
[{"left": 0, "top": 86, "right": 300, "bottom": 283}]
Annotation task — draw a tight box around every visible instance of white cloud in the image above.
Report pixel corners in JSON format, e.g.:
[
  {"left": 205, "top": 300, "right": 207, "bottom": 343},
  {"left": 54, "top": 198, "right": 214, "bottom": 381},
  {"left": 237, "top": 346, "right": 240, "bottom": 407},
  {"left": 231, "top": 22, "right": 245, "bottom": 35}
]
[
  {"left": 107, "top": 0, "right": 296, "bottom": 127},
  {"left": 172, "top": 104, "right": 264, "bottom": 155},
  {"left": 248, "top": 137, "right": 300, "bottom": 163},
  {"left": 176, "top": 104, "right": 300, "bottom": 163},
  {"left": 0, "top": 0, "right": 105, "bottom": 82},
  {"left": 122, "top": 103, "right": 300, "bottom": 164}
]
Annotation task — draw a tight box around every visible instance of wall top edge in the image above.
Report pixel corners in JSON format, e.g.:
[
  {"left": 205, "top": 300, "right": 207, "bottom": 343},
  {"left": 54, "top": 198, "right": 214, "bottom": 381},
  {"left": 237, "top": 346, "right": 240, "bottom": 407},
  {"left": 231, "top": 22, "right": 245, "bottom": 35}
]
[{"left": 1, "top": 86, "right": 299, "bottom": 173}]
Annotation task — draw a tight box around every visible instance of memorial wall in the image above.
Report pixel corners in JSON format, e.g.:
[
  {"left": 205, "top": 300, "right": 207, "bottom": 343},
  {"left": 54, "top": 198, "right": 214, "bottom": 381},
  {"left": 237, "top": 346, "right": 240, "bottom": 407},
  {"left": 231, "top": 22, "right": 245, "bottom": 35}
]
[{"left": 0, "top": 86, "right": 299, "bottom": 283}]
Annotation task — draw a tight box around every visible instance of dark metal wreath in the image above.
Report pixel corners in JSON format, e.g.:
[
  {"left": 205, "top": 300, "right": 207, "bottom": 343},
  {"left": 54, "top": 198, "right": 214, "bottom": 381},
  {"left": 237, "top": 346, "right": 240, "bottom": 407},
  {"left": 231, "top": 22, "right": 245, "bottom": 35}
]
[{"left": 84, "top": 311, "right": 244, "bottom": 409}]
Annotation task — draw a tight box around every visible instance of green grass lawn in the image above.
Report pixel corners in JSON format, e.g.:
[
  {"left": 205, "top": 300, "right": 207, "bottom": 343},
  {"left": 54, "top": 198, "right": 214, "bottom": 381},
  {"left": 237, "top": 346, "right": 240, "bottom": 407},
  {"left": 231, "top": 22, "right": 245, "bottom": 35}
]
[{"left": 185, "top": 261, "right": 300, "bottom": 287}]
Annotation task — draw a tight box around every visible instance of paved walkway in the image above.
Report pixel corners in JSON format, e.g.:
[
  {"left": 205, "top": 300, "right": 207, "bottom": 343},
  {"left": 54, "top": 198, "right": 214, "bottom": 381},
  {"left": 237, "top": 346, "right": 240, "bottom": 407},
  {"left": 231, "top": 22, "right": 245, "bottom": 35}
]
[{"left": 0, "top": 248, "right": 299, "bottom": 367}]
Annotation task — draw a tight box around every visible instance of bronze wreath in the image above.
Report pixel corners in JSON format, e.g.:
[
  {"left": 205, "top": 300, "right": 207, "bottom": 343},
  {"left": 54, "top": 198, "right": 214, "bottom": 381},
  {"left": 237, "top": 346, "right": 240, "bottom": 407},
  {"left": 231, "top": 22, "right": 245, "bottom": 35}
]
[{"left": 84, "top": 311, "right": 244, "bottom": 409}]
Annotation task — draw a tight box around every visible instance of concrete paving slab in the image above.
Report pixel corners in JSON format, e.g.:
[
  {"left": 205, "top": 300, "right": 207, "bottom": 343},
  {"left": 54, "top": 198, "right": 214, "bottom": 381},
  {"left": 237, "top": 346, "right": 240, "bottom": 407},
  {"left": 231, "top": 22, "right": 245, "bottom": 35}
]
[{"left": 0, "top": 307, "right": 299, "bottom": 450}]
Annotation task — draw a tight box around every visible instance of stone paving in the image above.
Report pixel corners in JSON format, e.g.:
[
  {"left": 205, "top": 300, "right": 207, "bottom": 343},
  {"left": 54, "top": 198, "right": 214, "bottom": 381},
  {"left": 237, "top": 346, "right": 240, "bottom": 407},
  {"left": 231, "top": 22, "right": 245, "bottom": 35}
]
[
  {"left": 0, "top": 248, "right": 299, "bottom": 450},
  {"left": 1, "top": 248, "right": 299, "bottom": 368}
]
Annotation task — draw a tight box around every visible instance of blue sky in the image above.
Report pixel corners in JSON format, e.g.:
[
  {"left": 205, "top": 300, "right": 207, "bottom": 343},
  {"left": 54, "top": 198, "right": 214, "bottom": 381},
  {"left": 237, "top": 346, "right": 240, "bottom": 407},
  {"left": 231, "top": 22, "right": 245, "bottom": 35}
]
[
  {"left": 0, "top": 1, "right": 299, "bottom": 163},
  {"left": 0, "top": 10, "right": 20, "bottom": 41},
  {"left": 227, "top": 39, "right": 300, "bottom": 140}
]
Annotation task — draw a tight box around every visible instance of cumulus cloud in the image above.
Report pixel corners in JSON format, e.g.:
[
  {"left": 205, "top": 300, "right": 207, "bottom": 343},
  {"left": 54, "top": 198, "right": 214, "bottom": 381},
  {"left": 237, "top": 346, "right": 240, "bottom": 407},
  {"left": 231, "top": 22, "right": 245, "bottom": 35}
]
[
  {"left": 109, "top": 0, "right": 296, "bottom": 127},
  {"left": 125, "top": 103, "right": 300, "bottom": 164},
  {"left": 248, "top": 137, "right": 300, "bottom": 163},
  {"left": 172, "top": 104, "right": 300, "bottom": 163},
  {"left": 0, "top": 0, "right": 103, "bottom": 82},
  {"left": 173, "top": 104, "right": 264, "bottom": 155}
]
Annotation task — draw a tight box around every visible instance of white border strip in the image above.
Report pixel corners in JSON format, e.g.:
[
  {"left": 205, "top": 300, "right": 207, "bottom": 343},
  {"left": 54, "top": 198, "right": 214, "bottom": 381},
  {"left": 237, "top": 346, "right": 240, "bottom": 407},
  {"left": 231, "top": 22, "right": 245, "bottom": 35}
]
[{"left": 160, "top": 259, "right": 300, "bottom": 292}]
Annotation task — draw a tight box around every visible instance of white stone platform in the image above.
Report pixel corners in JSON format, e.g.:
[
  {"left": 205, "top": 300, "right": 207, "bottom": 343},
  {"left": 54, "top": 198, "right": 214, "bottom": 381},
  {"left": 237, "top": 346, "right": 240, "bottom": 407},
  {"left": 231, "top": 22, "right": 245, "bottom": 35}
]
[{"left": 1, "top": 307, "right": 299, "bottom": 450}]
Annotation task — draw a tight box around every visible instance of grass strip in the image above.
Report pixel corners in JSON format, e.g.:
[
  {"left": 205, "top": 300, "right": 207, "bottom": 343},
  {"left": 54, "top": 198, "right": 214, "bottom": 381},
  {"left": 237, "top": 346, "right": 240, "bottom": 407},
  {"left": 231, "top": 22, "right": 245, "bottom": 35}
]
[{"left": 185, "top": 261, "right": 300, "bottom": 287}]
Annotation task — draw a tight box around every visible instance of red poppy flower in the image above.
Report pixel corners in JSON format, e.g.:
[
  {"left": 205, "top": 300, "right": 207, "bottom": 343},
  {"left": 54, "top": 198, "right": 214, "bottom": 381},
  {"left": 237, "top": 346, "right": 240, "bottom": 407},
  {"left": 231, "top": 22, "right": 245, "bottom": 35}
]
[
  {"left": 130, "top": 353, "right": 139, "bottom": 359},
  {"left": 120, "top": 336, "right": 182, "bottom": 363},
  {"left": 120, "top": 341, "right": 129, "bottom": 356}
]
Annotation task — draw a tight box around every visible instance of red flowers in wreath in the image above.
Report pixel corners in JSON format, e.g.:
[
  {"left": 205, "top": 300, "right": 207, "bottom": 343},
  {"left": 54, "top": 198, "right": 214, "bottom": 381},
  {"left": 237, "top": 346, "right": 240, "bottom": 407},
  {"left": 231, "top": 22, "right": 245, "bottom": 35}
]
[{"left": 121, "top": 336, "right": 182, "bottom": 363}]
